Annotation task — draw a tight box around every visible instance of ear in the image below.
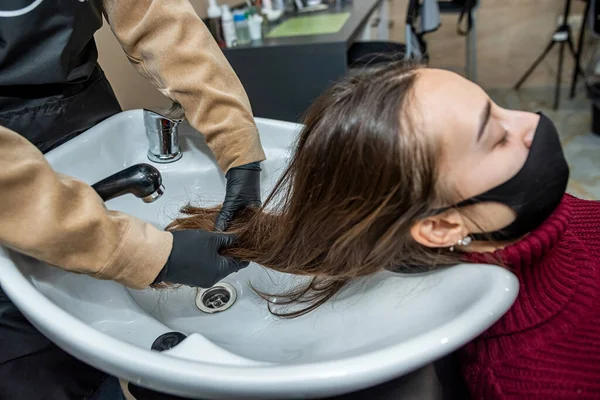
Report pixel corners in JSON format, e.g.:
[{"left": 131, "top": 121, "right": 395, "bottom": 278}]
[{"left": 410, "top": 210, "right": 468, "bottom": 249}]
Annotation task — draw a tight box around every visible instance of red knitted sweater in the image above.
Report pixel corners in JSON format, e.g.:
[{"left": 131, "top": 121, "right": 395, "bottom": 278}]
[{"left": 460, "top": 194, "right": 600, "bottom": 399}]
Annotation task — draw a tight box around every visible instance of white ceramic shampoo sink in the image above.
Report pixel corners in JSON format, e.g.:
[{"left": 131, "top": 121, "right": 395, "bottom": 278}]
[{"left": 0, "top": 111, "right": 519, "bottom": 399}]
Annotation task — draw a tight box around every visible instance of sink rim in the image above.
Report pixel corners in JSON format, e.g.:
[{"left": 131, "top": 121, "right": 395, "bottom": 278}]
[{"left": 1, "top": 252, "right": 518, "bottom": 398}]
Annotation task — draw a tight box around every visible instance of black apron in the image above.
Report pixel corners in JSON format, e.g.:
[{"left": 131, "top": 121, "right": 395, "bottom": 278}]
[
  {"left": 0, "top": 1, "right": 122, "bottom": 398},
  {"left": 0, "top": 0, "right": 122, "bottom": 152}
]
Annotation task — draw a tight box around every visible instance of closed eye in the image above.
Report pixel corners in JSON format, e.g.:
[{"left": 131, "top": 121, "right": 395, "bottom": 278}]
[{"left": 496, "top": 131, "right": 509, "bottom": 147}]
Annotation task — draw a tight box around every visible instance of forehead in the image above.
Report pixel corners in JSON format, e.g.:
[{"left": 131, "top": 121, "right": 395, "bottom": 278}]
[{"left": 411, "top": 69, "right": 488, "bottom": 143}]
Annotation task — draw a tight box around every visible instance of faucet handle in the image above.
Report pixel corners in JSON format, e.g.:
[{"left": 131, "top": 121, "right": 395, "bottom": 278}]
[{"left": 143, "top": 102, "right": 185, "bottom": 124}]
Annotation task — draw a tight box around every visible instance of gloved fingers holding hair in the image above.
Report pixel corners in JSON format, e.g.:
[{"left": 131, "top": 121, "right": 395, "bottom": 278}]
[
  {"left": 215, "top": 162, "right": 262, "bottom": 232},
  {"left": 153, "top": 229, "right": 249, "bottom": 288},
  {"left": 153, "top": 161, "right": 262, "bottom": 287}
]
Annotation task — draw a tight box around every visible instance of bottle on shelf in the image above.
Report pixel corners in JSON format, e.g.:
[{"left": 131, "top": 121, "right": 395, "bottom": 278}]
[
  {"left": 233, "top": 11, "right": 251, "bottom": 45},
  {"left": 221, "top": 4, "right": 237, "bottom": 47},
  {"left": 206, "top": 0, "right": 225, "bottom": 48}
]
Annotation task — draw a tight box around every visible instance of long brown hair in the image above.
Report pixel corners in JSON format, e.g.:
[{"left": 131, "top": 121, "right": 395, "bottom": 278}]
[{"left": 167, "top": 61, "right": 464, "bottom": 317}]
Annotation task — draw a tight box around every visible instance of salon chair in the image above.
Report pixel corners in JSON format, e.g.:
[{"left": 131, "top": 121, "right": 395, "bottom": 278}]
[
  {"left": 347, "top": 0, "right": 428, "bottom": 68},
  {"left": 347, "top": 0, "right": 477, "bottom": 81}
]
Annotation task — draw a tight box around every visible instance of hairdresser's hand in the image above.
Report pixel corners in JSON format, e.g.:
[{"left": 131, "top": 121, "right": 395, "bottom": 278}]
[
  {"left": 215, "top": 162, "right": 262, "bottom": 231},
  {"left": 154, "top": 230, "right": 249, "bottom": 288}
]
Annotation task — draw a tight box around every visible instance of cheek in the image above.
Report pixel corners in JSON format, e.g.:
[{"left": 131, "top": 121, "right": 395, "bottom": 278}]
[
  {"left": 492, "top": 141, "right": 527, "bottom": 173},
  {"left": 445, "top": 151, "right": 520, "bottom": 203},
  {"left": 466, "top": 140, "right": 529, "bottom": 197},
  {"left": 493, "top": 139, "right": 530, "bottom": 181}
]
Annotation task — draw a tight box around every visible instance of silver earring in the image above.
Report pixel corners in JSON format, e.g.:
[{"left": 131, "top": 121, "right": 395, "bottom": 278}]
[
  {"left": 457, "top": 236, "right": 473, "bottom": 246},
  {"left": 449, "top": 235, "right": 472, "bottom": 252}
]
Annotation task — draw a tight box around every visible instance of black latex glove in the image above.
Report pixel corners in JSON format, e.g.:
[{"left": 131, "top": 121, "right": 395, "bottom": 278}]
[
  {"left": 215, "top": 162, "right": 262, "bottom": 231},
  {"left": 153, "top": 230, "right": 248, "bottom": 288}
]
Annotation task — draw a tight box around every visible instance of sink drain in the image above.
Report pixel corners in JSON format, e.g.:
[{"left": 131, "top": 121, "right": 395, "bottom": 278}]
[{"left": 195, "top": 283, "right": 237, "bottom": 314}]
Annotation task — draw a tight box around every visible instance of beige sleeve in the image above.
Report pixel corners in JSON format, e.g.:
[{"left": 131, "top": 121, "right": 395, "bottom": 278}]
[
  {"left": 102, "top": 0, "right": 266, "bottom": 172},
  {"left": 0, "top": 126, "right": 172, "bottom": 289}
]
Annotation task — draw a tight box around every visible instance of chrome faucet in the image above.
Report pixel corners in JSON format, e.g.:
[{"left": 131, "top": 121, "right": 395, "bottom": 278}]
[{"left": 144, "top": 102, "right": 185, "bottom": 163}]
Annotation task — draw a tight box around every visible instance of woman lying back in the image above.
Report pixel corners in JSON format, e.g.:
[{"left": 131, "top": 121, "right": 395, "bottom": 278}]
[{"left": 170, "top": 61, "right": 600, "bottom": 399}]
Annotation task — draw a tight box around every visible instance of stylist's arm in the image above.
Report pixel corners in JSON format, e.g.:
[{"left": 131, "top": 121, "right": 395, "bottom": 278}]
[
  {"left": 0, "top": 126, "right": 247, "bottom": 289},
  {"left": 103, "top": 0, "right": 267, "bottom": 231}
]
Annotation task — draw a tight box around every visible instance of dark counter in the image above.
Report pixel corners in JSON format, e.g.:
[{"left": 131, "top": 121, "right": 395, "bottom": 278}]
[
  {"left": 226, "top": 0, "right": 381, "bottom": 49},
  {"left": 222, "top": 0, "right": 385, "bottom": 122}
]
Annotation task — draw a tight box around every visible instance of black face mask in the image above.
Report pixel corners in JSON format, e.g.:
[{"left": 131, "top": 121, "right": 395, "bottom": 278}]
[{"left": 435, "top": 112, "right": 569, "bottom": 241}]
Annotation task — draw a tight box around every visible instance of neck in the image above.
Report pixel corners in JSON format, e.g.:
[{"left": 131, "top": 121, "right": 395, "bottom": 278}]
[{"left": 462, "top": 235, "right": 525, "bottom": 253}]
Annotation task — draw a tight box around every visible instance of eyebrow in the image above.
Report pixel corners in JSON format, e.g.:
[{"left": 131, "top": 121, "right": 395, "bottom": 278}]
[{"left": 477, "top": 100, "right": 492, "bottom": 142}]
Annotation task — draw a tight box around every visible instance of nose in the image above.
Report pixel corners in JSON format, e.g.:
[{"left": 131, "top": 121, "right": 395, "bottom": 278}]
[
  {"left": 521, "top": 112, "right": 539, "bottom": 150},
  {"left": 523, "top": 129, "right": 534, "bottom": 149}
]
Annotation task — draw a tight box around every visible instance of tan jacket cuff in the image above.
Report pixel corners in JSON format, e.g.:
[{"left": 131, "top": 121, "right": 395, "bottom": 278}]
[
  {"left": 99, "top": 218, "right": 174, "bottom": 289},
  {"left": 217, "top": 126, "right": 266, "bottom": 171}
]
